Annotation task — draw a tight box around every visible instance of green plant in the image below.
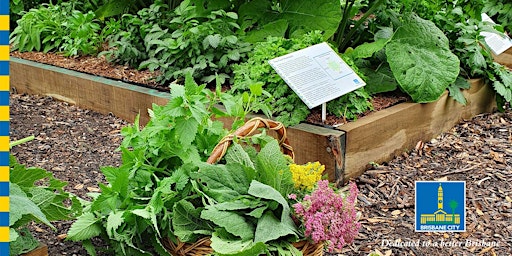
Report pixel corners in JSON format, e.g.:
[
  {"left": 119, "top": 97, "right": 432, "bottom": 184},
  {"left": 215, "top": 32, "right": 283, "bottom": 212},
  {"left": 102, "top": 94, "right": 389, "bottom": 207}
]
[
  {"left": 232, "top": 31, "right": 373, "bottom": 126},
  {"left": 236, "top": 0, "right": 342, "bottom": 43},
  {"left": 9, "top": 0, "right": 58, "bottom": 31},
  {"left": 345, "top": 13, "right": 461, "bottom": 103},
  {"left": 483, "top": 0, "right": 512, "bottom": 32},
  {"left": 100, "top": 1, "right": 172, "bottom": 67},
  {"left": 9, "top": 153, "right": 81, "bottom": 255},
  {"left": 139, "top": 0, "right": 251, "bottom": 84},
  {"left": 382, "top": 0, "right": 512, "bottom": 108},
  {"left": 333, "top": 0, "right": 386, "bottom": 52},
  {"left": 66, "top": 74, "right": 270, "bottom": 255},
  {"left": 10, "top": 2, "right": 110, "bottom": 56}
]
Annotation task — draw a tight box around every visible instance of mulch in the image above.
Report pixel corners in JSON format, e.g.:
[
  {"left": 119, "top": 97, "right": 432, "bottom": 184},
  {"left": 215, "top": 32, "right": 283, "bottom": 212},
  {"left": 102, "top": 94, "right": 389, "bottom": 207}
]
[{"left": 10, "top": 92, "right": 512, "bottom": 256}]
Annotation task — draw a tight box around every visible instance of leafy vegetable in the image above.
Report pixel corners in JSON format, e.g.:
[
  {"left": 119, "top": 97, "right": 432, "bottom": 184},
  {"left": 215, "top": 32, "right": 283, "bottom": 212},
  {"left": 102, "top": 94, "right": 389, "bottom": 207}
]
[
  {"left": 10, "top": 154, "right": 81, "bottom": 256},
  {"left": 386, "top": 15, "right": 460, "bottom": 102}
]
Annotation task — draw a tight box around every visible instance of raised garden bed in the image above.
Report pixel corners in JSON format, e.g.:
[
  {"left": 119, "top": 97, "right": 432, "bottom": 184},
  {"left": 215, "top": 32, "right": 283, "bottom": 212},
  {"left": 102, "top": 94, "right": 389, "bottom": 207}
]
[{"left": 10, "top": 57, "right": 497, "bottom": 182}]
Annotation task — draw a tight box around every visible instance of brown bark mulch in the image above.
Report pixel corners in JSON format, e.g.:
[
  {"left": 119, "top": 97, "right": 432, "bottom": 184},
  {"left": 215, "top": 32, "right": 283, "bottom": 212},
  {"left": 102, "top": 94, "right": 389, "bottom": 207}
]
[{"left": 10, "top": 93, "right": 512, "bottom": 256}]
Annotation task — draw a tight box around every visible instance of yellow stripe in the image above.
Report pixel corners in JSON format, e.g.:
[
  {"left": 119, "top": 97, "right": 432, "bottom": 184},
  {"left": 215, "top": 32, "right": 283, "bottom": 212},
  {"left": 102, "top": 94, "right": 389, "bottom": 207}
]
[
  {"left": 0, "top": 16, "right": 8, "bottom": 31},
  {"left": 0, "top": 107, "right": 8, "bottom": 121},
  {"left": 0, "top": 46, "right": 7, "bottom": 61},
  {"left": 0, "top": 77, "right": 8, "bottom": 91},
  {"left": 0, "top": 197, "right": 7, "bottom": 212},
  {"left": 0, "top": 227, "right": 8, "bottom": 242},
  {"left": 0, "top": 137, "right": 7, "bottom": 151},
  {"left": 0, "top": 167, "right": 7, "bottom": 182}
]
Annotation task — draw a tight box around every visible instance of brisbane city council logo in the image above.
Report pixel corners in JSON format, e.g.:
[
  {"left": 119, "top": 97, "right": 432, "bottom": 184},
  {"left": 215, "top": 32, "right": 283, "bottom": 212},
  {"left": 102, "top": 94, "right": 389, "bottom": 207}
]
[{"left": 415, "top": 181, "right": 466, "bottom": 232}]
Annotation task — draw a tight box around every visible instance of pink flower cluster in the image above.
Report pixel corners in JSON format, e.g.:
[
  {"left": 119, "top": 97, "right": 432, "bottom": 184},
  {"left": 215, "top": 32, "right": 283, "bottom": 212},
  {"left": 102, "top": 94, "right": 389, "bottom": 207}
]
[{"left": 292, "top": 180, "right": 360, "bottom": 252}]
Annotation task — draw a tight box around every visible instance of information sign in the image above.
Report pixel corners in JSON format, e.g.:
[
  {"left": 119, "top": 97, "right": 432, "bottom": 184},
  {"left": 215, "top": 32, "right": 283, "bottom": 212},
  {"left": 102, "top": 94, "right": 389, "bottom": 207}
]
[
  {"left": 269, "top": 42, "right": 365, "bottom": 109},
  {"left": 481, "top": 13, "right": 512, "bottom": 55}
]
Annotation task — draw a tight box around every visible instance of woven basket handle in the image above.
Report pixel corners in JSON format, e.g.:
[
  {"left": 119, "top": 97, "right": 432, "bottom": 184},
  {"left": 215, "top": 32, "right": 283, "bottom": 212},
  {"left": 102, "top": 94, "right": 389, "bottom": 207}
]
[{"left": 207, "top": 117, "right": 294, "bottom": 164}]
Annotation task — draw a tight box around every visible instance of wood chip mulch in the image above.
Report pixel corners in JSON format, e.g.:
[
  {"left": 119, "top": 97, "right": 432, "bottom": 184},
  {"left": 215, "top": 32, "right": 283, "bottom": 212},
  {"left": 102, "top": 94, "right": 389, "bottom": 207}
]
[{"left": 10, "top": 93, "right": 511, "bottom": 255}]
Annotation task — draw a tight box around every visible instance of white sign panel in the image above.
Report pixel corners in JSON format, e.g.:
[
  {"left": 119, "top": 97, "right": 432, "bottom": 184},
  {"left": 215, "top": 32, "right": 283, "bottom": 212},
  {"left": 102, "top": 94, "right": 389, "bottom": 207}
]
[
  {"left": 268, "top": 42, "right": 365, "bottom": 109},
  {"left": 481, "top": 13, "right": 512, "bottom": 55}
]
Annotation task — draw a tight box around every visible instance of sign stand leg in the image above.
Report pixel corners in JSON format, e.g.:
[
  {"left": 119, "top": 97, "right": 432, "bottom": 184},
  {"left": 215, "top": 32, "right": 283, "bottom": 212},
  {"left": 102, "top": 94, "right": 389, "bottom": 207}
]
[{"left": 322, "top": 102, "right": 327, "bottom": 123}]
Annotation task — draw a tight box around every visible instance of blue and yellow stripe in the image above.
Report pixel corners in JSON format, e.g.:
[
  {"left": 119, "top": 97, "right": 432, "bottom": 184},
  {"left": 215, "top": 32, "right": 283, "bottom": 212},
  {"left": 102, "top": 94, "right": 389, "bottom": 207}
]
[{"left": 0, "top": 1, "right": 8, "bottom": 254}]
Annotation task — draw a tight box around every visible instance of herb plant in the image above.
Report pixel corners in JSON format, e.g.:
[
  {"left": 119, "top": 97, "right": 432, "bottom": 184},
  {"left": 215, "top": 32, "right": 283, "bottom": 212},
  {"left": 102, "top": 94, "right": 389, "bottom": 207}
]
[
  {"left": 10, "top": 154, "right": 81, "bottom": 255},
  {"left": 66, "top": 74, "right": 269, "bottom": 255},
  {"left": 232, "top": 31, "right": 373, "bottom": 126},
  {"left": 483, "top": 0, "right": 512, "bottom": 32},
  {"left": 10, "top": 2, "right": 112, "bottom": 56},
  {"left": 139, "top": 0, "right": 251, "bottom": 84}
]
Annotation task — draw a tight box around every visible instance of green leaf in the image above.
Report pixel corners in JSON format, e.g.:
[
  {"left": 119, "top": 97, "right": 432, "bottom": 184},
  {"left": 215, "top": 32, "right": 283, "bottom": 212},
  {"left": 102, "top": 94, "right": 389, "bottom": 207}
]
[
  {"left": 10, "top": 183, "right": 54, "bottom": 229},
  {"left": 67, "top": 212, "right": 103, "bottom": 241},
  {"left": 386, "top": 15, "right": 460, "bottom": 102},
  {"left": 204, "top": 34, "right": 221, "bottom": 48},
  {"left": 210, "top": 197, "right": 264, "bottom": 211},
  {"left": 243, "top": 19, "right": 288, "bottom": 43},
  {"left": 199, "top": 163, "right": 252, "bottom": 202},
  {"left": 210, "top": 231, "right": 267, "bottom": 255},
  {"left": 255, "top": 140, "right": 294, "bottom": 196},
  {"left": 101, "top": 165, "right": 129, "bottom": 198},
  {"left": 9, "top": 227, "right": 40, "bottom": 256},
  {"left": 10, "top": 156, "right": 52, "bottom": 188},
  {"left": 239, "top": 0, "right": 341, "bottom": 40},
  {"left": 106, "top": 211, "right": 125, "bottom": 237},
  {"left": 346, "top": 38, "right": 389, "bottom": 60},
  {"left": 10, "top": 228, "right": 19, "bottom": 242},
  {"left": 360, "top": 64, "right": 399, "bottom": 95},
  {"left": 175, "top": 117, "right": 199, "bottom": 147},
  {"left": 224, "top": 143, "right": 255, "bottom": 169},
  {"left": 493, "top": 81, "right": 512, "bottom": 102},
  {"left": 172, "top": 200, "right": 211, "bottom": 243},
  {"left": 201, "top": 207, "right": 254, "bottom": 240},
  {"left": 254, "top": 211, "right": 297, "bottom": 243},
  {"left": 448, "top": 76, "right": 470, "bottom": 105},
  {"left": 247, "top": 181, "right": 291, "bottom": 222},
  {"left": 131, "top": 208, "right": 151, "bottom": 219}
]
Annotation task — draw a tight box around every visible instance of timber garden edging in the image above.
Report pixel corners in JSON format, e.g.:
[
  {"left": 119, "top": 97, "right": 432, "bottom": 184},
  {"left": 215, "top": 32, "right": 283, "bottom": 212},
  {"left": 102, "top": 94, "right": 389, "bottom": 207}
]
[{"left": 10, "top": 57, "right": 496, "bottom": 183}]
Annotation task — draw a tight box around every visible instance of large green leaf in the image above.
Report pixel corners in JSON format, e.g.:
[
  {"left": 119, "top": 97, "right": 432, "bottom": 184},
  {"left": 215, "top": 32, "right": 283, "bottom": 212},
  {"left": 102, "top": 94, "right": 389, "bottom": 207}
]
[
  {"left": 360, "top": 64, "right": 399, "bottom": 95},
  {"left": 10, "top": 183, "right": 54, "bottom": 229},
  {"left": 254, "top": 211, "right": 297, "bottom": 243},
  {"left": 210, "top": 231, "right": 267, "bottom": 255},
  {"left": 10, "top": 227, "right": 40, "bottom": 256},
  {"left": 67, "top": 212, "right": 103, "bottom": 241},
  {"left": 172, "top": 200, "right": 211, "bottom": 243},
  {"left": 386, "top": 15, "right": 460, "bottom": 102},
  {"left": 199, "top": 163, "right": 252, "bottom": 202},
  {"left": 255, "top": 140, "right": 294, "bottom": 196},
  {"left": 239, "top": 0, "right": 341, "bottom": 40},
  {"left": 201, "top": 207, "right": 254, "bottom": 240},
  {"left": 224, "top": 143, "right": 255, "bottom": 169},
  {"left": 248, "top": 181, "right": 291, "bottom": 223},
  {"left": 243, "top": 19, "right": 288, "bottom": 43}
]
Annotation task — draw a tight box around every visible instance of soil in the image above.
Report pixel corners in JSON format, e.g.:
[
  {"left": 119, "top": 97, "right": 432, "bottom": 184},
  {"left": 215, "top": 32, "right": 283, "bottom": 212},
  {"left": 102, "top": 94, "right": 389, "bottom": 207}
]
[
  {"left": 10, "top": 51, "right": 410, "bottom": 127},
  {"left": 10, "top": 93, "right": 512, "bottom": 256}
]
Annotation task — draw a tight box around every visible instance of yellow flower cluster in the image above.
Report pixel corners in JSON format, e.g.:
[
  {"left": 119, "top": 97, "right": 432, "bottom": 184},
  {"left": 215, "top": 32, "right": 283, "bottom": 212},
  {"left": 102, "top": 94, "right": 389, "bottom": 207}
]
[{"left": 289, "top": 162, "right": 325, "bottom": 190}]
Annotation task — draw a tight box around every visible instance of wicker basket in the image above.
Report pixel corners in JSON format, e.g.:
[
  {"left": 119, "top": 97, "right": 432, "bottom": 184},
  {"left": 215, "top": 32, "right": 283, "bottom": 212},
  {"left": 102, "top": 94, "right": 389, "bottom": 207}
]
[{"left": 163, "top": 117, "right": 323, "bottom": 256}]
